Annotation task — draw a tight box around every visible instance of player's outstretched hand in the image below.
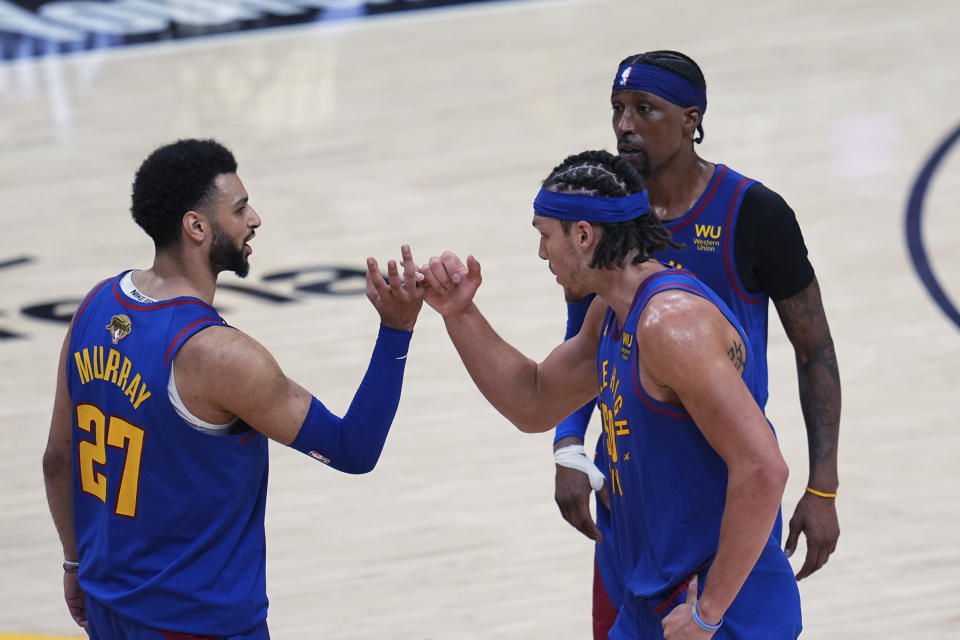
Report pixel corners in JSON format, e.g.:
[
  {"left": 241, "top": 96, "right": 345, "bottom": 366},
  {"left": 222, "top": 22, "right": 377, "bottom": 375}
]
[
  {"left": 420, "top": 251, "right": 482, "bottom": 318},
  {"left": 366, "top": 244, "right": 425, "bottom": 332}
]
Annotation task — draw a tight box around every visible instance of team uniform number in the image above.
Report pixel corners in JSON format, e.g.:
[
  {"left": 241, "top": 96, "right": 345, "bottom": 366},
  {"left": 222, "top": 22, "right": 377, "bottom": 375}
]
[{"left": 76, "top": 403, "right": 144, "bottom": 518}]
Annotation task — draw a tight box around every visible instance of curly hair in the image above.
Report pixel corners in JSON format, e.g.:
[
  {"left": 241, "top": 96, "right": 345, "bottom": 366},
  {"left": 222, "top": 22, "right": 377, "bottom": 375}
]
[
  {"left": 617, "top": 50, "right": 707, "bottom": 143},
  {"left": 131, "top": 139, "right": 238, "bottom": 248},
  {"left": 542, "top": 150, "right": 682, "bottom": 269}
]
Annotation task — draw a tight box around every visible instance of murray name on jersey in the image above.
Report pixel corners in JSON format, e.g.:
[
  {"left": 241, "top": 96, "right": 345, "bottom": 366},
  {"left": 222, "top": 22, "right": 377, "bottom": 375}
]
[{"left": 73, "top": 343, "right": 152, "bottom": 410}]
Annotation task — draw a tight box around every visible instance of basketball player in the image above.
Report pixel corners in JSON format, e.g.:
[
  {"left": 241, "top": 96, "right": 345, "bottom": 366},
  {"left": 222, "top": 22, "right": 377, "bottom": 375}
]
[
  {"left": 549, "top": 51, "right": 841, "bottom": 637},
  {"left": 420, "top": 150, "right": 802, "bottom": 638},
  {"left": 41, "top": 139, "right": 424, "bottom": 638}
]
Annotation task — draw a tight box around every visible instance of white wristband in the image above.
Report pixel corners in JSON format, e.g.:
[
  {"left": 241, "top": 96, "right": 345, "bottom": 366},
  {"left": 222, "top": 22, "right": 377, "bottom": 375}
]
[{"left": 554, "top": 444, "right": 606, "bottom": 491}]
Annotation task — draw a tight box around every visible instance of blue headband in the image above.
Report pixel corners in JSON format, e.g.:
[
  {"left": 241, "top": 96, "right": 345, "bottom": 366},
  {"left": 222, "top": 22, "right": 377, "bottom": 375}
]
[
  {"left": 612, "top": 64, "right": 707, "bottom": 113},
  {"left": 533, "top": 188, "right": 650, "bottom": 223}
]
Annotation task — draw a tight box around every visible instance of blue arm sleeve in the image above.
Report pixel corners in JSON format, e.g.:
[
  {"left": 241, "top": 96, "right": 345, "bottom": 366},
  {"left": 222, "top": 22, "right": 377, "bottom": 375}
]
[
  {"left": 290, "top": 324, "right": 412, "bottom": 474},
  {"left": 564, "top": 294, "right": 595, "bottom": 340},
  {"left": 554, "top": 295, "right": 597, "bottom": 444}
]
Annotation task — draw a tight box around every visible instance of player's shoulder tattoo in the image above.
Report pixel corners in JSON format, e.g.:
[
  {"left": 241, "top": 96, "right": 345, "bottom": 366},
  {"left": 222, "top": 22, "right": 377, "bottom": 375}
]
[{"left": 727, "top": 338, "right": 745, "bottom": 372}]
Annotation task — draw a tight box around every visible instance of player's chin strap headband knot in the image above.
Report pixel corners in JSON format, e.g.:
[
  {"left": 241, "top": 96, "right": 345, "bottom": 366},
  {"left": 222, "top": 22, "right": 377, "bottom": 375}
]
[{"left": 533, "top": 189, "right": 650, "bottom": 223}]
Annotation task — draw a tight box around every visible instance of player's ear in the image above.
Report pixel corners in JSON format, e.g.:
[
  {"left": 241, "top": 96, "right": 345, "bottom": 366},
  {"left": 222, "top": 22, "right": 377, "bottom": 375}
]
[
  {"left": 182, "top": 210, "right": 208, "bottom": 244},
  {"left": 682, "top": 106, "right": 702, "bottom": 140},
  {"left": 574, "top": 220, "right": 596, "bottom": 249}
]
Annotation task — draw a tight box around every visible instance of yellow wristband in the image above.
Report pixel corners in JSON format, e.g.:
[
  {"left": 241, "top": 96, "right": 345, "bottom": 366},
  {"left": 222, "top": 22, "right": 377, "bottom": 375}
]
[{"left": 805, "top": 486, "right": 837, "bottom": 499}]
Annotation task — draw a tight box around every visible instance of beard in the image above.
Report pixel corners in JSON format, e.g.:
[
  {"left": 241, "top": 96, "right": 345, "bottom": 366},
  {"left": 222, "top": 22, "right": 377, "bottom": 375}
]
[
  {"left": 209, "top": 223, "right": 250, "bottom": 278},
  {"left": 623, "top": 152, "right": 652, "bottom": 179}
]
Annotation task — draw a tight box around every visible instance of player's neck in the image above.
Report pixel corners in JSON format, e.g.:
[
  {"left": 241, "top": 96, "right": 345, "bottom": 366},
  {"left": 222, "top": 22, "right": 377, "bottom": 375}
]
[
  {"left": 646, "top": 154, "right": 715, "bottom": 222},
  {"left": 595, "top": 259, "right": 665, "bottom": 323},
  {"left": 134, "top": 251, "right": 217, "bottom": 304}
]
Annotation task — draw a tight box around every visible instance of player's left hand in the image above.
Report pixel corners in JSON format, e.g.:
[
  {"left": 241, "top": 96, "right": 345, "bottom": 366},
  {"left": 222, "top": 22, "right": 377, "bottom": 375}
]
[
  {"left": 784, "top": 490, "right": 839, "bottom": 580},
  {"left": 661, "top": 574, "right": 716, "bottom": 639},
  {"left": 64, "top": 570, "right": 88, "bottom": 631},
  {"left": 366, "top": 244, "right": 425, "bottom": 332},
  {"left": 420, "top": 251, "right": 482, "bottom": 318}
]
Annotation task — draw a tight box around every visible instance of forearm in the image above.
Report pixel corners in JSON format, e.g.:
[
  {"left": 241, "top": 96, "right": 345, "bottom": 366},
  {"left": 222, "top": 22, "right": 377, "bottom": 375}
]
[
  {"left": 774, "top": 278, "right": 841, "bottom": 491},
  {"left": 290, "top": 324, "right": 412, "bottom": 473},
  {"left": 796, "top": 336, "right": 841, "bottom": 490},
  {"left": 45, "top": 331, "right": 78, "bottom": 562},
  {"left": 43, "top": 452, "right": 78, "bottom": 562},
  {"left": 698, "top": 463, "right": 787, "bottom": 622},
  {"left": 443, "top": 303, "right": 553, "bottom": 432},
  {"left": 554, "top": 435, "right": 585, "bottom": 452},
  {"left": 554, "top": 403, "right": 592, "bottom": 442},
  {"left": 554, "top": 296, "right": 596, "bottom": 442},
  {"left": 564, "top": 294, "right": 595, "bottom": 339}
]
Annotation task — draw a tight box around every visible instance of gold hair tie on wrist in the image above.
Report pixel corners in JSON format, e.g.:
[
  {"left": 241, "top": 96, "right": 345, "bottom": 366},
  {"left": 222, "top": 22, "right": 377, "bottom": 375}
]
[{"left": 805, "top": 486, "right": 837, "bottom": 499}]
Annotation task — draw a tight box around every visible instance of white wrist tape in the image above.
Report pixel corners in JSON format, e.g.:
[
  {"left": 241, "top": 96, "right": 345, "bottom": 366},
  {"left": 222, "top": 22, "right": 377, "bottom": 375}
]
[{"left": 554, "top": 444, "right": 606, "bottom": 491}]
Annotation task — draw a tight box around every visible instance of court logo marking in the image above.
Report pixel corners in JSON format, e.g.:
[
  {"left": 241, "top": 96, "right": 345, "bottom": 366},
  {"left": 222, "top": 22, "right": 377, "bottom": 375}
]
[{"left": 904, "top": 120, "right": 960, "bottom": 330}]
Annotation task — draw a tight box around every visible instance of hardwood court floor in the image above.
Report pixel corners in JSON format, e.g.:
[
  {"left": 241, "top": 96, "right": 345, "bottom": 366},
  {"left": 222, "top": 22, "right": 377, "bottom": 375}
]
[{"left": 2, "top": 0, "right": 959, "bottom": 637}]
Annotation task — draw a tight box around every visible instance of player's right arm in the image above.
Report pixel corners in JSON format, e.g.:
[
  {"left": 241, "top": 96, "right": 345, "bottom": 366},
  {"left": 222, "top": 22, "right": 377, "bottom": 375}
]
[
  {"left": 175, "top": 245, "right": 423, "bottom": 474},
  {"left": 42, "top": 326, "right": 89, "bottom": 631},
  {"left": 420, "top": 251, "right": 600, "bottom": 433}
]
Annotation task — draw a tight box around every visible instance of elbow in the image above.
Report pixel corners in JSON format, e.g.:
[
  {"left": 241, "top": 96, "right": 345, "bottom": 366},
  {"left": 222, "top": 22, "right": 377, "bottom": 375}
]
[
  {"left": 756, "top": 455, "right": 790, "bottom": 503},
  {"left": 336, "top": 451, "right": 381, "bottom": 475},
  {"left": 795, "top": 333, "right": 836, "bottom": 368},
  {"left": 342, "top": 461, "right": 377, "bottom": 475},
  {"left": 42, "top": 445, "right": 70, "bottom": 482},
  {"left": 513, "top": 417, "right": 553, "bottom": 434},
  {"left": 737, "top": 454, "right": 789, "bottom": 507},
  {"left": 506, "top": 406, "right": 555, "bottom": 433},
  {"left": 772, "top": 456, "right": 790, "bottom": 495}
]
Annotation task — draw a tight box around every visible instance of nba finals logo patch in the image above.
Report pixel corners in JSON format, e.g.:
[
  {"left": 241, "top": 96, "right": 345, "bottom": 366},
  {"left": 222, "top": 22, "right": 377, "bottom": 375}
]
[
  {"left": 620, "top": 67, "right": 632, "bottom": 86},
  {"left": 106, "top": 314, "right": 132, "bottom": 344}
]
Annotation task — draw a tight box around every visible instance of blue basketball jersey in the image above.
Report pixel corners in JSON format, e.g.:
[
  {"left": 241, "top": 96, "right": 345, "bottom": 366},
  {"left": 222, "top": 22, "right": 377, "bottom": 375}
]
[
  {"left": 596, "top": 269, "right": 790, "bottom": 608},
  {"left": 656, "top": 165, "right": 769, "bottom": 409},
  {"left": 67, "top": 272, "right": 270, "bottom": 635}
]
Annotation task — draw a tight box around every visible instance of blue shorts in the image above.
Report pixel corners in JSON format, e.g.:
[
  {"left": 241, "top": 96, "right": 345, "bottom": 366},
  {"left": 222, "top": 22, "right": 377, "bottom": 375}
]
[
  {"left": 609, "top": 545, "right": 802, "bottom": 640},
  {"left": 85, "top": 595, "right": 270, "bottom": 640}
]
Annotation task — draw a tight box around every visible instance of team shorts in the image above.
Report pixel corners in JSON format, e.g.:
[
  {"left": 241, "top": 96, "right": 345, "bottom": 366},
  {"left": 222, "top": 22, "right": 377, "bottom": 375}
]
[
  {"left": 85, "top": 595, "right": 270, "bottom": 640},
  {"left": 608, "top": 545, "right": 802, "bottom": 639}
]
